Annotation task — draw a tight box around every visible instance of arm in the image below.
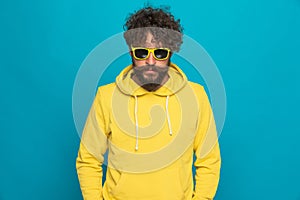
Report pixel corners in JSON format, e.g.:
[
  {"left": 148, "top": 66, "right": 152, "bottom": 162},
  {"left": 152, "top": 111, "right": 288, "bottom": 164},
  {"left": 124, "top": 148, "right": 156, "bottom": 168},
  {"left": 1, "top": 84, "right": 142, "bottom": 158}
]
[
  {"left": 193, "top": 86, "right": 221, "bottom": 200},
  {"left": 76, "top": 88, "right": 110, "bottom": 200}
]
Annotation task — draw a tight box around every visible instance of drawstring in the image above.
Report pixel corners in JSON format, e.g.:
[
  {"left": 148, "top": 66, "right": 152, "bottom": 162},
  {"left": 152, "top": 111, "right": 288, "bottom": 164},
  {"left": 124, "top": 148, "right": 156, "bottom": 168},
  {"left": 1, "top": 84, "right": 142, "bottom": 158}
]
[
  {"left": 133, "top": 95, "right": 173, "bottom": 151},
  {"left": 166, "top": 95, "right": 173, "bottom": 136},
  {"left": 134, "top": 95, "right": 139, "bottom": 151}
]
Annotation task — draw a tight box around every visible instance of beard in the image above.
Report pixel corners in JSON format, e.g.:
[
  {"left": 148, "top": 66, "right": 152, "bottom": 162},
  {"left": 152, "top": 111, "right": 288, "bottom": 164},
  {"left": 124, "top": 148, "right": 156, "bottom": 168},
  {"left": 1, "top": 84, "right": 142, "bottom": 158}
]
[{"left": 132, "top": 64, "right": 169, "bottom": 92}]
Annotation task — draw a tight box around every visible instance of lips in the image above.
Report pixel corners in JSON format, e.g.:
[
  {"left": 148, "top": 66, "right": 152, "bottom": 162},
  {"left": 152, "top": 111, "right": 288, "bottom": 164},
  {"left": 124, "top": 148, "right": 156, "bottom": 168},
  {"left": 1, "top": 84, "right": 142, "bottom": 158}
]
[{"left": 144, "top": 70, "right": 157, "bottom": 74}]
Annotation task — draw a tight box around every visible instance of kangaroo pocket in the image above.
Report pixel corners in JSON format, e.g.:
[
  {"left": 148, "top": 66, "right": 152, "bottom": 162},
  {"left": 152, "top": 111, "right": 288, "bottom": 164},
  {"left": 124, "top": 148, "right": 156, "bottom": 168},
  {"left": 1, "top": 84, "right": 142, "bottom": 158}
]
[{"left": 108, "top": 167, "right": 185, "bottom": 200}]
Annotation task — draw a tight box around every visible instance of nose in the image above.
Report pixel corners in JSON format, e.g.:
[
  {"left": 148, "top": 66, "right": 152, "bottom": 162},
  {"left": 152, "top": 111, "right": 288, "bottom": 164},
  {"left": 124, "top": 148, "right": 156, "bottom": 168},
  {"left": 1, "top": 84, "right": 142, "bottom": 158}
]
[{"left": 145, "top": 52, "right": 156, "bottom": 65}]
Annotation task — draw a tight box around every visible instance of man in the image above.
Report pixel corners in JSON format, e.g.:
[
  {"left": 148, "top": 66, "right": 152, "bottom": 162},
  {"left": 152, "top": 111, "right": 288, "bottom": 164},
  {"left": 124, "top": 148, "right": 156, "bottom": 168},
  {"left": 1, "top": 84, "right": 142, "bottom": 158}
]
[{"left": 76, "top": 6, "right": 221, "bottom": 200}]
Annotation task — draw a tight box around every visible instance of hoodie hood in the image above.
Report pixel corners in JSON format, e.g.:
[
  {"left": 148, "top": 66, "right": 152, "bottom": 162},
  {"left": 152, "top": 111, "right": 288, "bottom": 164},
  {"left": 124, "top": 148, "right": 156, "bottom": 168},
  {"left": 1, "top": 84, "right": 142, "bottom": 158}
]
[{"left": 115, "top": 62, "right": 188, "bottom": 97}]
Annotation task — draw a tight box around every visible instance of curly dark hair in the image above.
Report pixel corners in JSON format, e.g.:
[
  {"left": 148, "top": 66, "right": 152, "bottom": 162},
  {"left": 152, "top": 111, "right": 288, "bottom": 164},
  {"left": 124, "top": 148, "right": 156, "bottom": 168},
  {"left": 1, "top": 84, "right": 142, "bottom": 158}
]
[{"left": 123, "top": 6, "right": 183, "bottom": 52}]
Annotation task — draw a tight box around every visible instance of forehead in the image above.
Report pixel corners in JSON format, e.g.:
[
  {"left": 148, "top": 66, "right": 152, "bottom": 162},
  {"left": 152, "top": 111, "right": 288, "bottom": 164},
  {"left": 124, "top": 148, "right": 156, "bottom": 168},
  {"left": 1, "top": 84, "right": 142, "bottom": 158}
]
[{"left": 141, "top": 32, "right": 163, "bottom": 48}]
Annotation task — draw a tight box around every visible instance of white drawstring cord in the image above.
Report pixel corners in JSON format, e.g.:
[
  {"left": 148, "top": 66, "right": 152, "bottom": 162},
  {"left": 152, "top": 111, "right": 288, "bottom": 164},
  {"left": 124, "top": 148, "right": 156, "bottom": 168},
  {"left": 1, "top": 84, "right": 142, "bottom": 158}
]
[
  {"left": 134, "top": 95, "right": 139, "bottom": 151},
  {"left": 134, "top": 95, "right": 172, "bottom": 151},
  {"left": 166, "top": 95, "right": 173, "bottom": 136}
]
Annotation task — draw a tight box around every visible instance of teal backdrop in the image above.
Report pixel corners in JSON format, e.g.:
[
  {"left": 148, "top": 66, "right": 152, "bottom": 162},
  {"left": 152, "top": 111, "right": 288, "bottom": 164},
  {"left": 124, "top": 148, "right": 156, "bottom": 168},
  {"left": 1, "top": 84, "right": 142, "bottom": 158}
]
[{"left": 1, "top": 0, "right": 300, "bottom": 199}]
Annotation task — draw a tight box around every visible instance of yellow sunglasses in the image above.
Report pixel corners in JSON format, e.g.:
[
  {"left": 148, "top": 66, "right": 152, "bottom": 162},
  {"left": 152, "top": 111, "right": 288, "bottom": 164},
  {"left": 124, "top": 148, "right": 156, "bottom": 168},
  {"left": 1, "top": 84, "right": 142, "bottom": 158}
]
[{"left": 131, "top": 47, "right": 171, "bottom": 61}]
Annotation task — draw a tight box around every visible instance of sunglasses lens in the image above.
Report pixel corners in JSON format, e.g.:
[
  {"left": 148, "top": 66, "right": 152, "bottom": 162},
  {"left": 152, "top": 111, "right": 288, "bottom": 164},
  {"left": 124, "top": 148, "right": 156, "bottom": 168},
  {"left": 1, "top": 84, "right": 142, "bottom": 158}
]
[
  {"left": 154, "top": 49, "right": 169, "bottom": 59},
  {"left": 134, "top": 49, "right": 149, "bottom": 59}
]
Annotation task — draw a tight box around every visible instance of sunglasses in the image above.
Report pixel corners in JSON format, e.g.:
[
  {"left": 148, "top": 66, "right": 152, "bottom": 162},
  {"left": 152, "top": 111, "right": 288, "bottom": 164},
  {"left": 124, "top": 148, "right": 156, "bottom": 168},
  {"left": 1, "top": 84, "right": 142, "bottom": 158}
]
[{"left": 131, "top": 47, "right": 171, "bottom": 61}]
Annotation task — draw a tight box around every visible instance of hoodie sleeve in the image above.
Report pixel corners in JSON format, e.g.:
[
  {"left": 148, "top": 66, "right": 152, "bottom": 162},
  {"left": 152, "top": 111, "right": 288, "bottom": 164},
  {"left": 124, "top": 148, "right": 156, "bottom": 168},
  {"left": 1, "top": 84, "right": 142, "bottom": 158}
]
[
  {"left": 192, "top": 85, "right": 221, "bottom": 200},
  {"left": 76, "top": 88, "right": 110, "bottom": 200}
]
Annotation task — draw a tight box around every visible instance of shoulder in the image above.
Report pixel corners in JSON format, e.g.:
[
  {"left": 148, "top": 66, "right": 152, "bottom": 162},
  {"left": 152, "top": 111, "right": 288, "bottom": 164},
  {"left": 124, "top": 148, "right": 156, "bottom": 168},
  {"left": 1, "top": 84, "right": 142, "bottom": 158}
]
[
  {"left": 97, "top": 82, "right": 117, "bottom": 94},
  {"left": 187, "top": 81, "right": 206, "bottom": 94},
  {"left": 94, "top": 82, "right": 117, "bottom": 104},
  {"left": 185, "top": 81, "right": 211, "bottom": 106}
]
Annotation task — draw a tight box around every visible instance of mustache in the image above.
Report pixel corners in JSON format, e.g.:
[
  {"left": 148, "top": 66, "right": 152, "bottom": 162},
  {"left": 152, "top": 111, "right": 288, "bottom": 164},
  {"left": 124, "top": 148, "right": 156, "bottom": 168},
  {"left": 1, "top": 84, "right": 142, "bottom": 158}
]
[{"left": 133, "top": 65, "right": 169, "bottom": 73}]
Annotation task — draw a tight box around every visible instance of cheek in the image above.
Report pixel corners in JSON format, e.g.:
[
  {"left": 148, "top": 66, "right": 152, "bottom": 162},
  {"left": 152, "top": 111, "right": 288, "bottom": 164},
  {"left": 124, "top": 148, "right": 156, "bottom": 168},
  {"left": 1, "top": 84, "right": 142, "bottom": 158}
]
[
  {"left": 155, "top": 60, "right": 170, "bottom": 67},
  {"left": 133, "top": 59, "right": 146, "bottom": 67}
]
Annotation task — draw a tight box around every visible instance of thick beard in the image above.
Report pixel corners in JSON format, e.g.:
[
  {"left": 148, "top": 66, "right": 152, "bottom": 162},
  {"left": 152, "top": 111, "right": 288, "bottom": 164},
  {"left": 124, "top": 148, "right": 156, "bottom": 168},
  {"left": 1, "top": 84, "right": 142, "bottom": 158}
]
[{"left": 132, "top": 63, "right": 169, "bottom": 92}]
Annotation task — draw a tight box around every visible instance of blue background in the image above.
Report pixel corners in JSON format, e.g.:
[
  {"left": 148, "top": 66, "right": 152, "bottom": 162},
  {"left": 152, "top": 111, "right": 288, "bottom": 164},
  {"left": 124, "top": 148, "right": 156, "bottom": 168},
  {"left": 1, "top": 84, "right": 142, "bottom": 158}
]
[{"left": 1, "top": 0, "right": 300, "bottom": 199}]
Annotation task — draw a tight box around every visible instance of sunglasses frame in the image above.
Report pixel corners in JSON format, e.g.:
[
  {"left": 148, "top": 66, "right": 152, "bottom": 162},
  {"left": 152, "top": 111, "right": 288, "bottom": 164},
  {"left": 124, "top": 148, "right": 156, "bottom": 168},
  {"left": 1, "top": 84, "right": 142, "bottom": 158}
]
[{"left": 131, "top": 46, "right": 171, "bottom": 61}]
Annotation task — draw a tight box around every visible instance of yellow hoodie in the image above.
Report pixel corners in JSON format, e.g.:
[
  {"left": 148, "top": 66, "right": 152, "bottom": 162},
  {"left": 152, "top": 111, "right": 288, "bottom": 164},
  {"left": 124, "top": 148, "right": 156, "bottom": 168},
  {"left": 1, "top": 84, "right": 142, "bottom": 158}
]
[{"left": 76, "top": 63, "right": 221, "bottom": 200}]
